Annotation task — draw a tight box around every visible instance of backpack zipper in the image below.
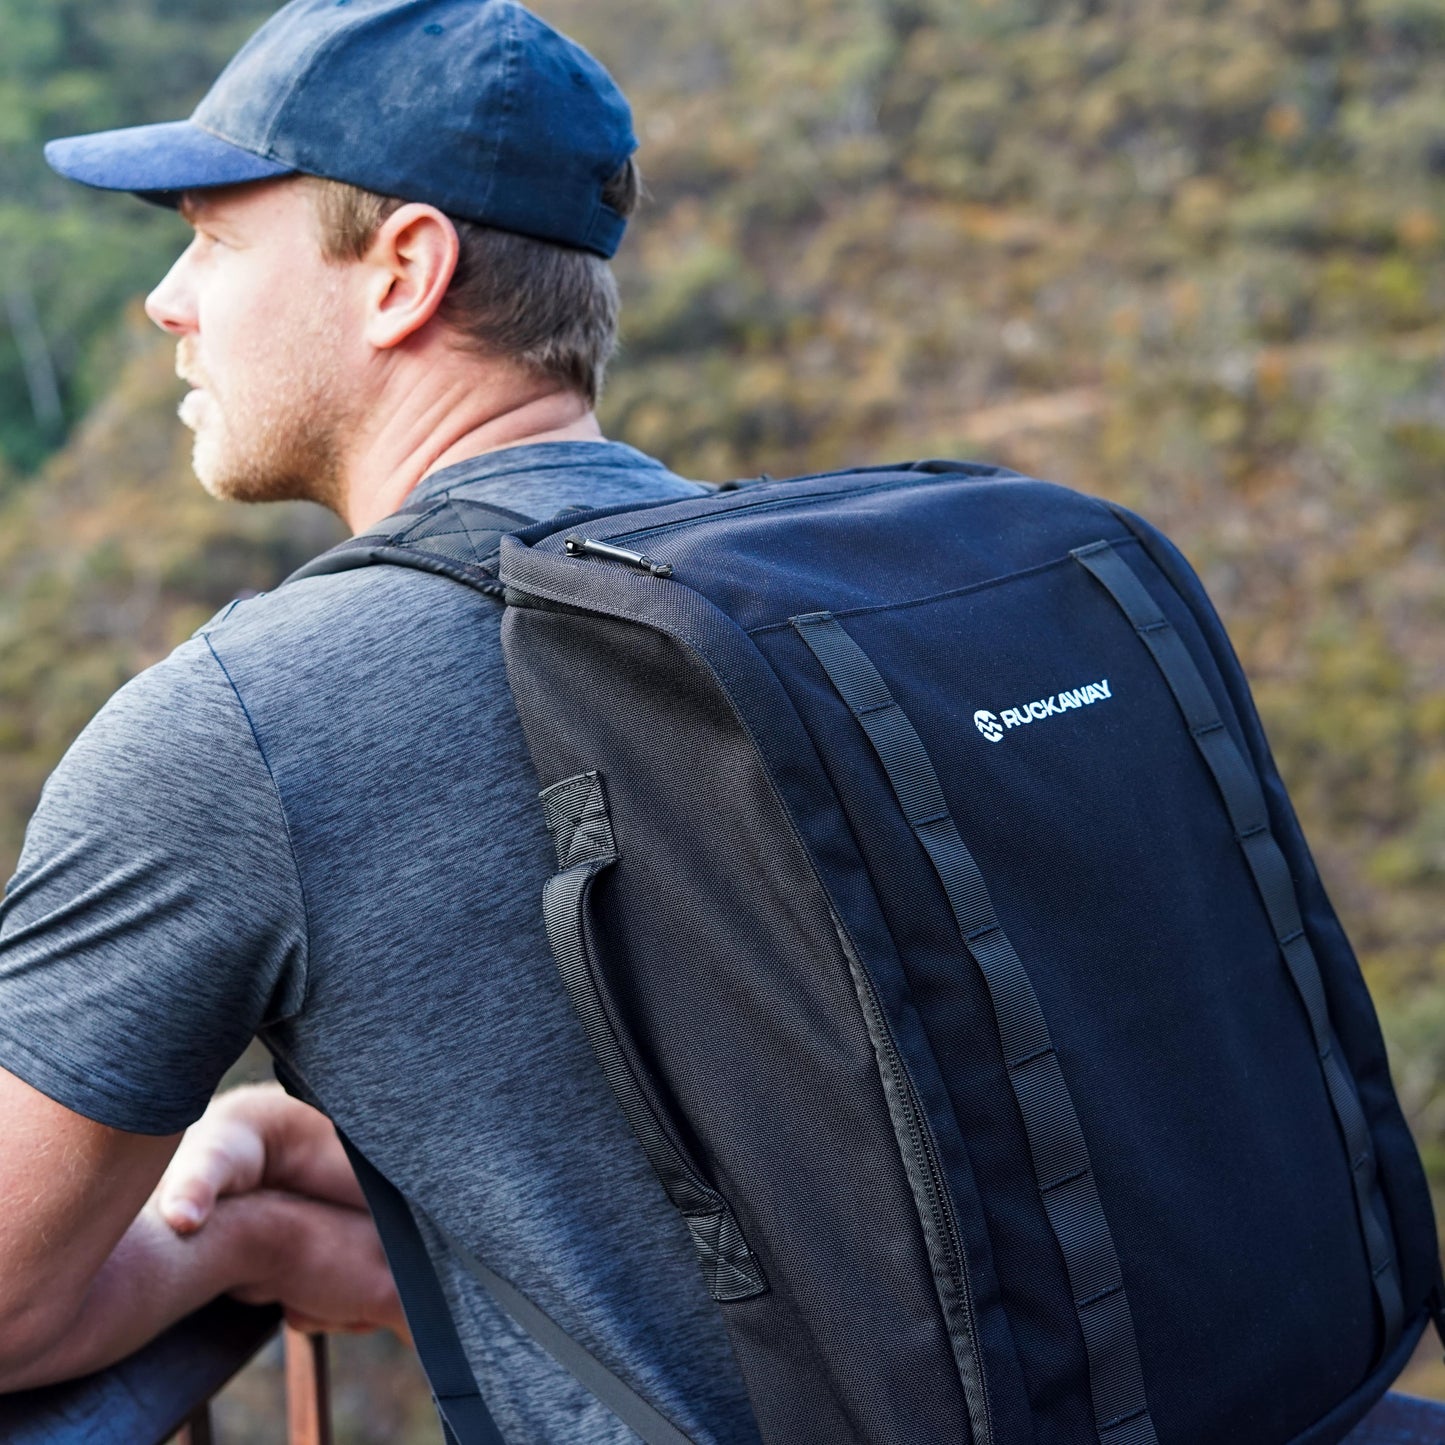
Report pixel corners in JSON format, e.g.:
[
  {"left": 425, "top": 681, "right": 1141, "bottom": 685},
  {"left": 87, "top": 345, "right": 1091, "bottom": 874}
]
[
  {"left": 601, "top": 476, "right": 923, "bottom": 552},
  {"left": 837, "top": 921, "right": 995, "bottom": 1445},
  {"left": 564, "top": 536, "right": 675, "bottom": 577}
]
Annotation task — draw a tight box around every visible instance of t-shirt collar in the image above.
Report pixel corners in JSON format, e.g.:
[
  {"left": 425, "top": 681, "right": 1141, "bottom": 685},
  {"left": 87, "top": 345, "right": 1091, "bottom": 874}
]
[{"left": 407, "top": 440, "right": 685, "bottom": 513}]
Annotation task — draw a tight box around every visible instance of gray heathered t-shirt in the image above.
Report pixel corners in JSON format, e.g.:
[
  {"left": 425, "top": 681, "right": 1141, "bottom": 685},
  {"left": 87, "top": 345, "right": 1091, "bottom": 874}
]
[{"left": 0, "top": 440, "right": 759, "bottom": 1444}]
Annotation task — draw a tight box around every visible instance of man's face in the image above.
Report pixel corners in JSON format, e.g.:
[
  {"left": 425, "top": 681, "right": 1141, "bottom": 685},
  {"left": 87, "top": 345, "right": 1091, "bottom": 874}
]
[{"left": 144, "top": 178, "right": 362, "bottom": 512}]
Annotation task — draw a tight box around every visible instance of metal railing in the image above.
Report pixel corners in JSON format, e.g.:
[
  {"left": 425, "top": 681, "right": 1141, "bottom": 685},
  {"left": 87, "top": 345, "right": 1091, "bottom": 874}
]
[{"left": 0, "top": 1299, "right": 332, "bottom": 1445}]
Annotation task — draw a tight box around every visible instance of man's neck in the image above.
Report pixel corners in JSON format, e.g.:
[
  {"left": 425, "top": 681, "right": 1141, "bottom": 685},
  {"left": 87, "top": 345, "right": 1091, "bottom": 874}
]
[
  {"left": 423, "top": 399, "right": 604, "bottom": 486},
  {"left": 340, "top": 381, "right": 603, "bottom": 533}
]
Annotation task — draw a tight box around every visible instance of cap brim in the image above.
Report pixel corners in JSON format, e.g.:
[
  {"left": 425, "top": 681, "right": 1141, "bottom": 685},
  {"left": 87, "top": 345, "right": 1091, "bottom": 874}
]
[{"left": 44, "top": 120, "right": 294, "bottom": 206}]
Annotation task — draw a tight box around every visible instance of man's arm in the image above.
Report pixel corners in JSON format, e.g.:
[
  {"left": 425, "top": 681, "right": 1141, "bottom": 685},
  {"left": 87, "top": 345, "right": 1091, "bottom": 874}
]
[{"left": 0, "top": 1068, "right": 403, "bottom": 1393}]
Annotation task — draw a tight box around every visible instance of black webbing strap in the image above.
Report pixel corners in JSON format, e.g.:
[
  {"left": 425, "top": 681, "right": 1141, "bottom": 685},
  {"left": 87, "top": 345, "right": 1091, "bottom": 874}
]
[
  {"left": 791, "top": 612, "right": 1158, "bottom": 1445},
  {"left": 1071, "top": 540, "right": 1405, "bottom": 1355},
  {"left": 338, "top": 1132, "right": 506, "bottom": 1445},
  {"left": 538, "top": 771, "right": 767, "bottom": 1304},
  {"left": 341, "top": 1131, "right": 700, "bottom": 1445}
]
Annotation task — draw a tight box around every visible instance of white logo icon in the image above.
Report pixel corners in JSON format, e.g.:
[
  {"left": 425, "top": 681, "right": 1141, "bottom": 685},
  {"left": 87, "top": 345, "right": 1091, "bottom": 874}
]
[{"left": 975, "top": 679, "right": 1114, "bottom": 742}]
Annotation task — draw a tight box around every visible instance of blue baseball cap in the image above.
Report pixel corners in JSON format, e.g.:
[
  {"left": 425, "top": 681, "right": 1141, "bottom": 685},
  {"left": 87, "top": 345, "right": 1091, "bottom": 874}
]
[{"left": 43, "top": 0, "right": 637, "bottom": 258}]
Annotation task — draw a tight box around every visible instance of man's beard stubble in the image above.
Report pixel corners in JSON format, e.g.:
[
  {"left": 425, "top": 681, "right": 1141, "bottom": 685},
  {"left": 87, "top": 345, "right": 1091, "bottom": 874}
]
[{"left": 175, "top": 339, "right": 350, "bottom": 517}]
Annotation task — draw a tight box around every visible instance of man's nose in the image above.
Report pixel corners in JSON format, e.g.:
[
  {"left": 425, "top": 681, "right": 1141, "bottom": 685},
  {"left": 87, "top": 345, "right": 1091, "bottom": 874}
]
[{"left": 144, "top": 245, "right": 198, "bottom": 334}]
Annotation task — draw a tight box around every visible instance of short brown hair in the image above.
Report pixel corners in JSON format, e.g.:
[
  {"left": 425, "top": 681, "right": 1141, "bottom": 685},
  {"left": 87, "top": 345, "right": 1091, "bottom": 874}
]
[{"left": 303, "top": 161, "right": 639, "bottom": 406}]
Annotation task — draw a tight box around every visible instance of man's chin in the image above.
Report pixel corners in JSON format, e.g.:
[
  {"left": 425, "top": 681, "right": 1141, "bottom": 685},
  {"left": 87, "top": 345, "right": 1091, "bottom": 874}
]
[
  {"left": 191, "top": 444, "right": 340, "bottom": 512},
  {"left": 192, "top": 468, "right": 243, "bottom": 504},
  {"left": 192, "top": 444, "right": 275, "bottom": 504},
  {"left": 177, "top": 389, "right": 209, "bottom": 431},
  {"left": 193, "top": 467, "right": 302, "bottom": 506},
  {"left": 190, "top": 440, "right": 247, "bottom": 503}
]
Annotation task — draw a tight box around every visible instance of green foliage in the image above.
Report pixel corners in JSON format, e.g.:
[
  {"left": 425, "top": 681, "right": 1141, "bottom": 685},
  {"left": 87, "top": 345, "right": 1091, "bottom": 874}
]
[
  {"left": 0, "top": 321, "right": 340, "bottom": 869},
  {"left": 0, "top": 0, "right": 276, "bottom": 476}
]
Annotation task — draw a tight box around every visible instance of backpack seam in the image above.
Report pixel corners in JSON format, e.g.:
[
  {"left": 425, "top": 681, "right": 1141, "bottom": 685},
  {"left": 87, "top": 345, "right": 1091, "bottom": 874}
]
[{"left": 746, "top": 537, "right": 1139, "bottom": 637}]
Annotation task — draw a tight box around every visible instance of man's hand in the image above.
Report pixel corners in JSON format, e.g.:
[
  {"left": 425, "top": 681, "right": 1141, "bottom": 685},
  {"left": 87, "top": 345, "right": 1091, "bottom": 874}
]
[
  {"left": 0, "top": 1070, "right": 408, "bottom": 1393},
  {"left": 156, "top": 1084, "right": 408, "bottom": 1340},
  {"left": 219, "top": 1190, "right": 408, "bottom": 1340},
  {"left": 157, "top": 1083, "right": 364, "bottom": 1233}
]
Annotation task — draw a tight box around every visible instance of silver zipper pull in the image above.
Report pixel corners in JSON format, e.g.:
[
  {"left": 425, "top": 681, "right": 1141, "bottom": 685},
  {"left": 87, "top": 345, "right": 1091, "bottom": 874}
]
[{"left": 564, "top": 537, "right": 674, "bottom": 578}]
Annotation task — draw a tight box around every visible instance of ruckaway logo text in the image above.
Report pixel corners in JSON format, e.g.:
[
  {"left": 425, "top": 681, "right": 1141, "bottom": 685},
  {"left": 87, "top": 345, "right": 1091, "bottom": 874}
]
[{"left": 974, "top": 679, "right": 1113, "bottom": 742}]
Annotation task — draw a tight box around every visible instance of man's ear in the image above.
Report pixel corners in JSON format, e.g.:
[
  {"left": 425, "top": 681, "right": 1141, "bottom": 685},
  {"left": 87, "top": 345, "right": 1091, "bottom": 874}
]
[{"left": 361, "top": 203, "right": 460, "bottom": 350}]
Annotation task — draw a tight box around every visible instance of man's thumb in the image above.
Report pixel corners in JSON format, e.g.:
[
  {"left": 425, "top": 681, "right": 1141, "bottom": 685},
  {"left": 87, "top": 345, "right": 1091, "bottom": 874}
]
[{"left": 158, "top": 1179, "right": 218, "bottom": 1234}]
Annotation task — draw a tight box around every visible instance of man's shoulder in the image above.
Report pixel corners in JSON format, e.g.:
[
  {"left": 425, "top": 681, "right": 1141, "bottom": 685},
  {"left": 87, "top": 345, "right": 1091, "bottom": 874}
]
[
  {"left": 24, "top": 629, "right": 289, "bottom": 903},
  {"left": 199, "top": 556, "right": 495, "bottom": 670},
  {"left": 195, "top": 447, "right": 709, "bottom": 708},
  {"left": 191, "top": 552, "right": 514, "bottom": 795},
  {"left": 63, "top": 630, "right": 249, "bottom": 767}
]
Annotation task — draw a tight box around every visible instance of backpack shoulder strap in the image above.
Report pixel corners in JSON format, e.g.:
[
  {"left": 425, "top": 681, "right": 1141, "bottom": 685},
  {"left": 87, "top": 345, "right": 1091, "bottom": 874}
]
[
  {"left": 285, "top": 495, "right": 539, "bottom": 598},
  {"left": 338, "top": 1132, "right": 508, "bottom": 1445},
  {"left": 339, "top": 1127, "right": 698, "bottom": 1445}
]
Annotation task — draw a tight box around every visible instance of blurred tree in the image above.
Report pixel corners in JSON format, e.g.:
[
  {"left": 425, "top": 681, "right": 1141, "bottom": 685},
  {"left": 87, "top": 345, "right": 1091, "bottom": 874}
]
[{"left": 0, "top": 0, "right": 275, "bottom": 475}]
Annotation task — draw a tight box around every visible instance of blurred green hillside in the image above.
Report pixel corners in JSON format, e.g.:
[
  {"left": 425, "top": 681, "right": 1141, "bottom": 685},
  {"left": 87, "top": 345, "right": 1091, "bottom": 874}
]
[
  {"left": 0, "top": 0, "right": 286, "bottom": 471},
  {"left": 2, "top": 0, "right": 1445, "bottom": 1426}
]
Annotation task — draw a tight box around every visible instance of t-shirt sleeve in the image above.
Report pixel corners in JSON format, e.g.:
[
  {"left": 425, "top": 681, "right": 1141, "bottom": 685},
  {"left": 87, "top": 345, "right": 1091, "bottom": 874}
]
[{"left": 0, "top": 636, "right": 308, "bottom": 1135}]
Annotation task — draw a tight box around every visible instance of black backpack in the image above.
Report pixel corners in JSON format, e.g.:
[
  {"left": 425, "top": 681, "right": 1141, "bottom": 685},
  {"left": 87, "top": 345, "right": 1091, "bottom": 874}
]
[{"left": 289, "top": 461, "right": 1445, "bottom": 1445}]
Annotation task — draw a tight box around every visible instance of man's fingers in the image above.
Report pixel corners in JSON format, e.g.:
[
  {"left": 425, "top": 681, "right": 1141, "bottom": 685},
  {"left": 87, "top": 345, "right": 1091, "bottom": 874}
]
[
  {"left": 157, "top": 1119, "right": 266, "bottom": 1234},
  {"left": 157, "top": 1173, "right": 218, "bottom": 1233},
  {"left": 226, "top": 1195, "right": 410, "bottom": 1343},
  {"left": 158, "top": 1191, "right": 209, "bottom": 1234},
  {"left": 157, "top": 1142, "right": 227, "bottom": 1232}
]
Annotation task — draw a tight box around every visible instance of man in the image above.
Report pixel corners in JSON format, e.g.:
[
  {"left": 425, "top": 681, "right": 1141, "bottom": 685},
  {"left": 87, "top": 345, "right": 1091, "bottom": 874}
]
[{"left": 0, "top": 1, "right": 757, "bottom": 1439}]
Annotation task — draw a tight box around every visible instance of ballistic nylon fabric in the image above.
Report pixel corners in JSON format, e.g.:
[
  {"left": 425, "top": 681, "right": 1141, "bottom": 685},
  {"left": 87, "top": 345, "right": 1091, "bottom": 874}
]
[
  {"left": 1106, "top": 504, "right": 1445, "bottom": 1341},
  {"left": 1072, "top": 540, "right": 1405, "bottom": 1356},
  {"left": 538, "top": 770, "right": 766, "bottom": 1302},
  {"left": 790, "top": 610, "right": 1158, "bottom": 1445},
  {"left": 499, "top": 463, "right": 1437, "bottom": 1443},
  {"left": 503, "top": 600, "right": 982, "bottom": 1444}
]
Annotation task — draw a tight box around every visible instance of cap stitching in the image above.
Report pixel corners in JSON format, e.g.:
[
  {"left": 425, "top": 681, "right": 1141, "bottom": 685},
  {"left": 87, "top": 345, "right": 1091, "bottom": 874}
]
[
  {"left": 188, "top": 116, "right": 297, "bottom": 169},
  {"left": 579, "top": 173, "right": 604, "bottom": 254},
  {"left": 583, "top": 139, "right": 636, "bottom": 256},
  {"left": 476, "top": 1, "right": 520, "bottom": 219},
  {"left": 255, "top": 6, "right": 382, "bottom": 158}
]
